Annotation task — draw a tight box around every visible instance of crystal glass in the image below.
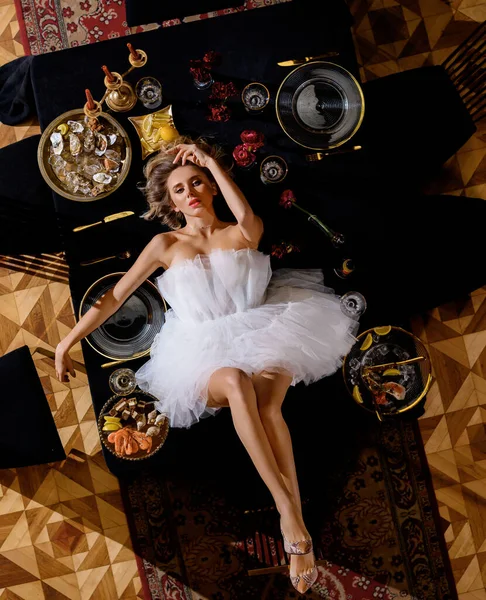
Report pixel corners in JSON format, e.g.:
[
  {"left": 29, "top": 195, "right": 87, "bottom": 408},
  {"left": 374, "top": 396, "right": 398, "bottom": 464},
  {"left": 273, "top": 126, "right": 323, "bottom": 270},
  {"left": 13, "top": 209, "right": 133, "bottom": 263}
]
[
  {"left": 260, "top": 155, "right": 288, "bottom": 184},
  {"left": 241, "top": 82, "right": 270, "bottom": 113},
  {"left": 109, "top": 368, "right": 137, "bottom": 395},
  {"left": 340, "top": 291, "right": 367, "bottom": 319},
  {"left": 193, "top": 73, "right": 214, "bottom": 90},
  {"left": 135, "top": 77, "right": 163, "bottom": 109}
]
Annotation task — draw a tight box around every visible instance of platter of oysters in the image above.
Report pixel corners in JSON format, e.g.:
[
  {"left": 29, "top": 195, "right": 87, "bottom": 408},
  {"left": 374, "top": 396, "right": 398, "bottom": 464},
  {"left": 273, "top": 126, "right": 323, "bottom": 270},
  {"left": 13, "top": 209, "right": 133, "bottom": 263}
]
[
  {"left": 38, "top": 109, "right": 132, "bottom": 201},
  {"left": 98, "top": 390, "right": 169, "bottom": 461}
]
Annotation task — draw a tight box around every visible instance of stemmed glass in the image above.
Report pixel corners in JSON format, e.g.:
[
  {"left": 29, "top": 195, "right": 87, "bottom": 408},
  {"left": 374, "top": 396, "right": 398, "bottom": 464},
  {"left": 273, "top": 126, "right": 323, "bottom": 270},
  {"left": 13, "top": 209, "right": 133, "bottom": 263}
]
[{"left": 340, "top": 291, "right": 367, "bottom": 320}]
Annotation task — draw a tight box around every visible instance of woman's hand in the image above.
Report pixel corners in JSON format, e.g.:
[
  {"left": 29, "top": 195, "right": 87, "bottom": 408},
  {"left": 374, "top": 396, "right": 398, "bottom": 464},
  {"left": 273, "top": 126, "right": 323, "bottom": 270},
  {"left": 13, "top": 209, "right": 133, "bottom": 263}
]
[
  {"left": 55, "top": 343, "right": 76, "bottom": 383},
  {"left": 169, "top": 144, "right": 212, "bottom": 168}
]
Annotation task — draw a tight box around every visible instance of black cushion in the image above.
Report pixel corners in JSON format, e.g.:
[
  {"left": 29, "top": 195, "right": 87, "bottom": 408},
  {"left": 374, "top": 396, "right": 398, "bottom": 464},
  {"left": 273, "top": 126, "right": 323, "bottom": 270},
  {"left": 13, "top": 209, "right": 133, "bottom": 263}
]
[
  {"left": 0, "top": 135, "right": 63, "bottom": 255},
  {"left": 0, "top": 56, "right": 35, "bottom": 126},
  {"left": 359, "top": 65, "right": 476, "bottom": 185},
  {"left": 0, "top": 346, "right": 65, "bottom": 468}
]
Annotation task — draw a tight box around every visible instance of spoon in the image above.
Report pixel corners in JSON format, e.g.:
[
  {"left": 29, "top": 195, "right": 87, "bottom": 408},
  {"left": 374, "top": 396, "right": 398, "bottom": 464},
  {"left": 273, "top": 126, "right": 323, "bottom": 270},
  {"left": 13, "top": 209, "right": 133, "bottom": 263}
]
[{"left": 80, "top": 250, "right": 131, "bottom": 266}]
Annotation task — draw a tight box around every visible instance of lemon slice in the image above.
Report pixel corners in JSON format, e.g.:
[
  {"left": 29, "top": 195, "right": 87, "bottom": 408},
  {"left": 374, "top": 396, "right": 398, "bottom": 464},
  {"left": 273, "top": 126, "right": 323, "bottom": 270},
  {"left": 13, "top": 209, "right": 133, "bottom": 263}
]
[
  {"left": 57, "top": 123, "right": 69, "bottom": 136},
  {"left": 153, "top": 114, "right": 170, "bottom": 127},
  {"left": 104, "top": 416, "right": 121, "bottom": 423},
  {"left": 360, "top": 333, "right": 373, "bottom": 351},
  {"left": 352, "top": 385, "right": 363, "bottom": 403},
  {"left": 374, "top": 325, "right": 391, "bottom": 336},
  {"left": 151, "top": 128, "right": 161, "bottom": 143},
  {"left": 383, "top": 368, "right": 401, "bottom": 376},
  {"left": 142, "top": 114, "right": 153, "bottom": 134},
  {"left": 102, "top": 423, "right": 121, "bottom": 431}
]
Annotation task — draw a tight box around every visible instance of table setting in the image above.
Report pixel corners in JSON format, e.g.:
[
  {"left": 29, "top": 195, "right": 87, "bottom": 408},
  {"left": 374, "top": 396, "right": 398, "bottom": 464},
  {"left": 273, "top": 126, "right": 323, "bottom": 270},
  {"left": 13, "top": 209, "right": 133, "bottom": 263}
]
[{"left": 10, "top": 0, "right": 481, "bottom": 474}]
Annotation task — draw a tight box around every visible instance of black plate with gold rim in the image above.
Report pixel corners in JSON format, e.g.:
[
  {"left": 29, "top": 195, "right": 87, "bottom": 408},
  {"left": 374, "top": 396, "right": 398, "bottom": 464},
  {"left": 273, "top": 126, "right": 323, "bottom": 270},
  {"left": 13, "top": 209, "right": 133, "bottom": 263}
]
[
  {"left": 343, "top": 326, "right": 432, "bottom": 417},
  {"left": 79, "top": 272, "right": 167, "bottom": 360},
  {"left": 276, "top": 61, "right": 364, "bottom": 150}
]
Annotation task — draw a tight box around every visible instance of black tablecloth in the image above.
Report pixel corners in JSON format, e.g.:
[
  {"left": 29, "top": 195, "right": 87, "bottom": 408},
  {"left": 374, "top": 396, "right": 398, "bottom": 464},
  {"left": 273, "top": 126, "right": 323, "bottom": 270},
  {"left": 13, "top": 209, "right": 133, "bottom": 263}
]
[{"left": 26, "top": 0, "right": 486, "bottom": 480}]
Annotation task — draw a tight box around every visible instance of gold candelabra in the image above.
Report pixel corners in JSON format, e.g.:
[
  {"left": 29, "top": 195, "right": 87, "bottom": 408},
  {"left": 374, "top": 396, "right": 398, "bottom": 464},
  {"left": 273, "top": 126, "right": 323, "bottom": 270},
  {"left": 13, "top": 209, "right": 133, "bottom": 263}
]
[{"left": 84, "top": 43, "right": 148, "bottom": 116}]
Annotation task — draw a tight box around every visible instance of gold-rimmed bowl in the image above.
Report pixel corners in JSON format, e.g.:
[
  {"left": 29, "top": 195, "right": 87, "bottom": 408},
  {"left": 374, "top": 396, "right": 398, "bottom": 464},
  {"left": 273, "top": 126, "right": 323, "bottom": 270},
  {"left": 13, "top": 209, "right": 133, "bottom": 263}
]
[
  {"left": 79, "top": 272, "right": 167, "bottom": 361},
  {"left": 276, "top": 61, "right": 364, "bottom": 150},
  {"left": 343, "top": 326, "right": 432, "bottom": 418},
  {"left": 38, "top": 108, "right": 132, "bottom": 202},
  {"left": 98, "top": 390, "right": 169, "bottom": 461}
]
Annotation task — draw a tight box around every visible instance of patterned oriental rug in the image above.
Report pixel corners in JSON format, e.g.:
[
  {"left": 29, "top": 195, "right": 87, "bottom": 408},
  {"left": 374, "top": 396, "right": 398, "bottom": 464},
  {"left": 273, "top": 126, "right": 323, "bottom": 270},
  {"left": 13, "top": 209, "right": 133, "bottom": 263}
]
[
  {"left": 13, "top": 0, "right": 285, "bottom": 56},
  {"left": 120, "top": 416, "right": 457, "bottom": 600}
]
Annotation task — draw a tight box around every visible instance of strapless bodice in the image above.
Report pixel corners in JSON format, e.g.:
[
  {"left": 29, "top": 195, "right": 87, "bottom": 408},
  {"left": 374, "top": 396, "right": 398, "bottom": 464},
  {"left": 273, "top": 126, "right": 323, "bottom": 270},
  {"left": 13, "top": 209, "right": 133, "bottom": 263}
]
[{"left": 156, "top": 248, "right": 272, "bottom": 324}]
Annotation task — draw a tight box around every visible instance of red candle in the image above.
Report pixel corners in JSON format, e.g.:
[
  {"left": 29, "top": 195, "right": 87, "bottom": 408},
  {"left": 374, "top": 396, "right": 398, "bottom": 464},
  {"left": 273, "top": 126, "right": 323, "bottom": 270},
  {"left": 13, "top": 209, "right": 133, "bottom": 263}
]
[
  {"left": 85, "top": 89, "right": 95, "bottom": 110},
  {"left": 102, "top": 65, "right": 115, "bottom": 83},
  {"left": 127, "top": 43, "right": 140, "bottom": 61}
]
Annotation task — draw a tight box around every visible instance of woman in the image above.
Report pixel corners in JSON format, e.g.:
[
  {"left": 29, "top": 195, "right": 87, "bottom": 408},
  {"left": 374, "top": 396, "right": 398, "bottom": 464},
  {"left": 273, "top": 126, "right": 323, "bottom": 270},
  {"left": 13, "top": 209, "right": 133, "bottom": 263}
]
[{"left": 55, "top": 137, "right": 358, "bottom": 594}]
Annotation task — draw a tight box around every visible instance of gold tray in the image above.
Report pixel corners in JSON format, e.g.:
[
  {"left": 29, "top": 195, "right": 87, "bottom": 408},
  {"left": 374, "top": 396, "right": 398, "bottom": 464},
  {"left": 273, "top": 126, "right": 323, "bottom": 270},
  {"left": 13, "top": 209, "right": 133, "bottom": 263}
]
[
  {"left": 38, "top": 108, "right": 132, "bottom": 202},
  {"left": 98, "top": 390, "right": 169, "bottom": 461}
]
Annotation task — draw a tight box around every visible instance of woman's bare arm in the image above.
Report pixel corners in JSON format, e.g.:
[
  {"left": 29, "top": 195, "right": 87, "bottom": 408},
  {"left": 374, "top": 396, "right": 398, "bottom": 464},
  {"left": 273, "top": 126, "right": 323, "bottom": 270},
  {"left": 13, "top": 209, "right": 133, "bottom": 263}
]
[
  {"left": 206, "top": 157, "right": 263, "bottom": 245},
  {"left": 55, "top": 234, "right": 169, "bottom": 381}
]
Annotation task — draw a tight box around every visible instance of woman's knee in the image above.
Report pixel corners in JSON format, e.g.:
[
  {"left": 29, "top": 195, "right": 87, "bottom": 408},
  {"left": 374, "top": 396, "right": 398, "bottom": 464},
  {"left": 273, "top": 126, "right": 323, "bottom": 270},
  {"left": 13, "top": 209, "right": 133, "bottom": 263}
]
[
  {"left": 209, "top": 367, "right": 252, "bottom": 400},
  {"left": 258, "top": 396, "right": 284, "bottom": 421}
]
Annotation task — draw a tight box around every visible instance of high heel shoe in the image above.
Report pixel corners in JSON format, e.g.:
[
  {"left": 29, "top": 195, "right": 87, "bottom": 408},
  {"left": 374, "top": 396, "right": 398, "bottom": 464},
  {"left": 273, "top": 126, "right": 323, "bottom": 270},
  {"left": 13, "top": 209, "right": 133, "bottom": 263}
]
[
  {"left": 280, "top": 525, "right": 318, "bottom": 594},
  {"left": 289, "top": 562, "right": 318, "bottom": 595},
  {"left": 280, "top": 527, "right": 313, "bottom": 555}
]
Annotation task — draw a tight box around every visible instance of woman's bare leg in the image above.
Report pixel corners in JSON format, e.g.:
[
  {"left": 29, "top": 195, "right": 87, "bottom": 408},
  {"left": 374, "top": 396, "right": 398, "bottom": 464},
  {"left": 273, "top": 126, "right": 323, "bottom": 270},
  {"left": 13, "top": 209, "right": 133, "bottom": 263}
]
[
  {"left": 207, "top": 368, "right": 316, "bottom": 593},
  {"left": 251, "top": 370, "right": 316, "bottom": 590},
  {"left": 251, "top": 370, "right": 302, "bottom": 512}
]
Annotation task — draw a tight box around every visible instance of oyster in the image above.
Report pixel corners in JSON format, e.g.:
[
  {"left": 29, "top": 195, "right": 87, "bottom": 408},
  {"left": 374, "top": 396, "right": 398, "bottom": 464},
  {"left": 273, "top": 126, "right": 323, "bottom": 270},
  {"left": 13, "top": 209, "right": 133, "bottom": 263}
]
[
  {"left": 94, "top": 133, "right": 108, "bottom": 156},
  {"left": 67, "top": 120, "right": 84, "bottom": 133},
  {"left": 50, "top": 131, "right": 63, "bottom": 155},
  {"left": 104, "top": 157, "right": 119, "bottom": 172},
  {"left": 69, "top": 133, "right": 82, "bottom": 156},
  {"left": 84, "top": 129, "right": 95, "bottom": 152},
  {"left": 107, "top": 134, "right": 117, "bottom": 145},
  {"left": 93, "top": 172, "right": 112, "bottom": 184}
]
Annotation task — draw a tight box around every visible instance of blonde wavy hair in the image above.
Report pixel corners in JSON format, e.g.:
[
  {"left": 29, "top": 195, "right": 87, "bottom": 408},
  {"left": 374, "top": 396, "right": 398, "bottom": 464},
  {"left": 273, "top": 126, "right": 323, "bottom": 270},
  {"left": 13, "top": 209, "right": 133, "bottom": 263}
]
[{"left": 141, "top": 135, "right": 228, "bottom": 230}]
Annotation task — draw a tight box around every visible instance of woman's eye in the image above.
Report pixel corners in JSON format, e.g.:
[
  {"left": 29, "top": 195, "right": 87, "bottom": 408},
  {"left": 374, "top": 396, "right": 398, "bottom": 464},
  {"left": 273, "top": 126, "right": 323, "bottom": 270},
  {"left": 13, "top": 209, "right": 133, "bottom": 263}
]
[
  {"left": 193, "top": 179, "right": 201, "bottom": 186},
  {"left": 176, "top": 188, "right": 184, "bottom": 194}
]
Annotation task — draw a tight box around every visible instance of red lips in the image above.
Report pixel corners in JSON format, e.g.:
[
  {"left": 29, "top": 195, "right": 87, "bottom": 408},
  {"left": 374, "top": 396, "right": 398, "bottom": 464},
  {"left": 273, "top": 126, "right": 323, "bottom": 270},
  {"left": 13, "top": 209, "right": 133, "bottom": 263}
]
[{"left": 188, "top": 199, "right": 201, "bottom": 207}]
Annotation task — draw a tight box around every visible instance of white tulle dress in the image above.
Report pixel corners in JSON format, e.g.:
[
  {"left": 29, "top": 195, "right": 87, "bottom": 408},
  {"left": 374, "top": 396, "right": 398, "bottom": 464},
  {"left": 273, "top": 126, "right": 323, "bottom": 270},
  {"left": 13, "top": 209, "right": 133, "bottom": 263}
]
[{"left": 135, "top": 248, "right": 358, "bottom": 428}]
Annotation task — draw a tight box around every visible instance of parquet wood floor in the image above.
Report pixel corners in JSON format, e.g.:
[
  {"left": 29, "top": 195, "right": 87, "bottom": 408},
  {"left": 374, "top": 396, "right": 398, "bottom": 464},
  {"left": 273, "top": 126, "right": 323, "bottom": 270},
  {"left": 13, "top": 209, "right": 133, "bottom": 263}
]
[{"left": 0, "top": 1, "right": 484, "bottom": 597}]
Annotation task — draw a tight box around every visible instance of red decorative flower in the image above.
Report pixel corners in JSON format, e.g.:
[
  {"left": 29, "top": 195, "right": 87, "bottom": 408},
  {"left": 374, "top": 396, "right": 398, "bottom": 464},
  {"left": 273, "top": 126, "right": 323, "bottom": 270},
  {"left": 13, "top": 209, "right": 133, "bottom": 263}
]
[
  {"left": 203, "top": 51, "right": 222, "bottom": 67},
  {"left": 233, "top": 144, "right": 256, "bottom": 167},
  {"left": 279, "top": 189, "right": 296, "bottom": 209},
  {"left": 79, "top": 0, "right": 91, "bottom": 11},
  {"left": 190, "top": 66, "right": 212, "bottom": 83},
  {"left": 208, "top": 104, "right": 231, "bottom": 122},
  {"left": 209, "top": 81, "right": 238, "bottom": 101},
  {"left": 271, "top": 245, "right": 285, "bottom": 259},
  {"left": 63, "top": 6, "right": 74, "bottom": 18},
  {"left": 240, "top": 130, "right": 265, "bottom": 151},
  {"left": 67, "top": 22, "right": 78, "bottom": 32}
]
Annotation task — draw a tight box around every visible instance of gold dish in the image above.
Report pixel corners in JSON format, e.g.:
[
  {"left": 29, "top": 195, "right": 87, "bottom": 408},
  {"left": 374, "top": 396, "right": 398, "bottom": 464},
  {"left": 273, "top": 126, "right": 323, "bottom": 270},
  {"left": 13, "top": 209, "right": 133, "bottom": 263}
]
[
  {"left": 128, "top": 105, "right": 179, "bottom": 160},
  {"left": 98, "top": 390, "right": 169, "bottom": 461},
  {"left": 38, "top": 108, "right": 132, "bottom": 202}
]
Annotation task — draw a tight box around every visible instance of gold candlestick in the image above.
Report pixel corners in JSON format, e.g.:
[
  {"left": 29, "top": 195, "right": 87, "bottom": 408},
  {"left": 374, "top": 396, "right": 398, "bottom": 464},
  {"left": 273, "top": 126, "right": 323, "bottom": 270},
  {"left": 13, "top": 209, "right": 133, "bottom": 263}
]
[
  {"left": 104, "top": 71, "right": 137, "bottom": 112},
  {"left": 127, "top": 43, "right": 148, "bottom": 68}
]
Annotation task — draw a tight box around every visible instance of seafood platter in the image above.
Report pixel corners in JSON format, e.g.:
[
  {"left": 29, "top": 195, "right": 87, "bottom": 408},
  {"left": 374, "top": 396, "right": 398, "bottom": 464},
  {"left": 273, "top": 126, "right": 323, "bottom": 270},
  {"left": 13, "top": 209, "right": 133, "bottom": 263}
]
[
  {"left": 38, "top": 109, "right": 132, "bottom": 202},
  {"left": 98, "top": 390, "right": 169, "bottom": 460},
  {"left": 343, "top": 326, "right": 432, "bottom": 420}
]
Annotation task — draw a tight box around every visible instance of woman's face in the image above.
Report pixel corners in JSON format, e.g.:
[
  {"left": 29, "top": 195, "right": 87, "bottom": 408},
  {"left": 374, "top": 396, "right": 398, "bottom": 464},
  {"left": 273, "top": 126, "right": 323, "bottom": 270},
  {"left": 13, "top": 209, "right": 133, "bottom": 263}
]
[{"left": 167, "top": 165, "right": 217, "bottom": 216}]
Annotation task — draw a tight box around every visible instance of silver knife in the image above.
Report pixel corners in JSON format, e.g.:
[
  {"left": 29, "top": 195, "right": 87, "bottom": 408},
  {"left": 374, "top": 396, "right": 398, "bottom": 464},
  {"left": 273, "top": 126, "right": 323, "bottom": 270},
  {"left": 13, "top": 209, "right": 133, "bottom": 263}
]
[
  {"left": 73, "top": 211, "right": 135, "bottom": 232},
  {"left": 278, "top": 52, "right": 339, "bottom": 67}
]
